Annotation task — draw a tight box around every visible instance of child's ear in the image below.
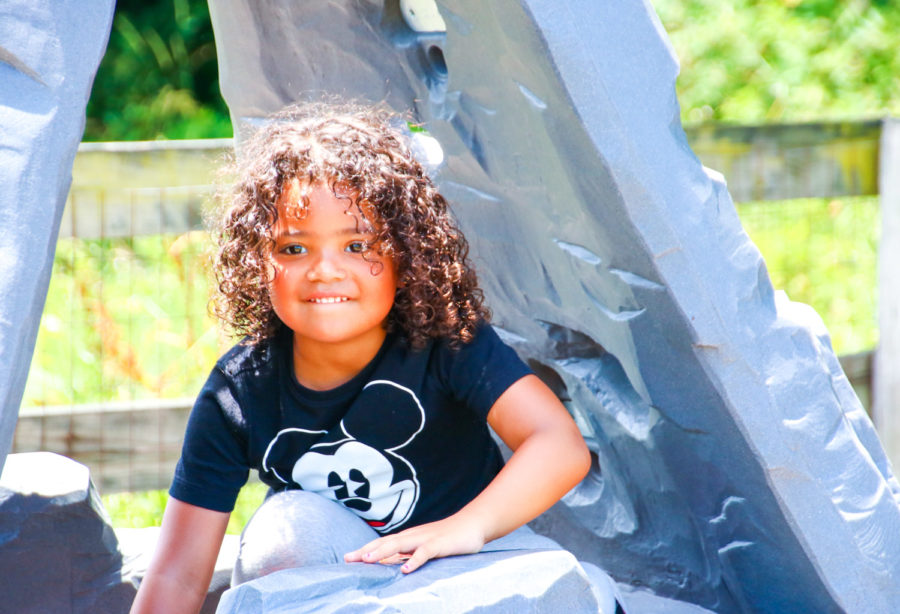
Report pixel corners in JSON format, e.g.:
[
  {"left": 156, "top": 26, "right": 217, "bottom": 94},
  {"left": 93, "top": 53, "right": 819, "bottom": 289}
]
[{"left": 264, "top": 260, "right": 277, "bottom": 284}]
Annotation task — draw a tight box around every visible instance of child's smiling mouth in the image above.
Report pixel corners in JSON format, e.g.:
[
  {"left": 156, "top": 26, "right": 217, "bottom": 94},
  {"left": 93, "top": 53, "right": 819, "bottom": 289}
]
[{"left": 308, "top": 296, "right": 350, "bottom": 304}]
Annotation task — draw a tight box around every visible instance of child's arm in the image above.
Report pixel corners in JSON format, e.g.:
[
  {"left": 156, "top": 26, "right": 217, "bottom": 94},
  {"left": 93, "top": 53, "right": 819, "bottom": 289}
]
[
  {"left": 344, "top": 373, "right": 591, "bottom": 572},
  {"left": 130, "top": 498, "right": 230, "bottom": 614}
]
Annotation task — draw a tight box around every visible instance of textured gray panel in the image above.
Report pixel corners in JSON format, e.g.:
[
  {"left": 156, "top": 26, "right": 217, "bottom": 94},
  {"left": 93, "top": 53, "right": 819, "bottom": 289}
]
[
  {"left": 0, "top": 0, "right": 115, "bottom": 472},
  {"left": 223, "top": 489, "right": 620, "bottom": 613},
  {"left": 0, "top": 453, "right": 233, "bottom": 613},
  {"left": 218, "top": 549, "right": 606, "bottom": 614},
  {"left": 208, "top": 1, "right": 900, "bottom": 611},
  {"left": 0, "top": 453, "right": 134, "bottom": 613}
]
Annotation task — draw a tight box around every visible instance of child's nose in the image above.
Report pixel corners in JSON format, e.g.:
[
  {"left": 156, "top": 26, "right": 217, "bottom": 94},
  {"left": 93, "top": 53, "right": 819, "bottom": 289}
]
[{"left": 306, "top": 251, "right": 346, "bottom": 282}]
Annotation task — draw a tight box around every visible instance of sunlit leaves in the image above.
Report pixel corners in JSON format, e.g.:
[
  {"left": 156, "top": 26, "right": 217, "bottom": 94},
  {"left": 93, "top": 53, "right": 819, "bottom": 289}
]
[
  {"left": 85, "top": 0, "right": 231, "bottom": 140},
  {"left": 651, "top": 0, "right": 900, "bottom": 124}
]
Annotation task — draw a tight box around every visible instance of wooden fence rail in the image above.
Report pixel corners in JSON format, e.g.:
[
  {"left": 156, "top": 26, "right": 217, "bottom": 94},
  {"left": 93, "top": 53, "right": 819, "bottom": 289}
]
[
  {"left": 687, "top": 120, "right": 881, "bottom": 201},
  {"left": 14, "top": 398, "right": 192, "bottom": 493},
  {"left": 59, "top": 138, "right": 231, "bottom": 240},
  {"left": 14, "top": 119, "right": 897, "bottom": 493}
]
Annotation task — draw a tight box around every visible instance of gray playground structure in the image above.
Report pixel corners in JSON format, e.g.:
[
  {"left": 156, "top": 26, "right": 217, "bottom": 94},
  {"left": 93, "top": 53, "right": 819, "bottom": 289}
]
[{"left": 1, "top": 1, "right": 899, "bottom": 612}]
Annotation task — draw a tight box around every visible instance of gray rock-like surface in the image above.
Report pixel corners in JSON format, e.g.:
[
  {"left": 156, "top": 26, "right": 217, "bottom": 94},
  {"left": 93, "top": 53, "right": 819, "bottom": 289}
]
[
  {"left": 0, "top": 452, "right": 134, "bottom": 614},
  {"left": 223, "top": 490, "right": 620, "bottom": 613},
  {"left": 208, "top": 1, "right": 900, "bottom": 612},
  {"left": 0, "top": 452, "right": 236, "bottom": 614},
  {"left": 615, "top": 583, "right": 721, "bottom": 614},
  {"left": 219, "top": 549, "right": 607, "bottom": 614},
  {"left": 3, "top": 1, "right": 896, "bottom": 612},
  {"left": 0, "top": 0, "right": 115, "bottom": 472}
]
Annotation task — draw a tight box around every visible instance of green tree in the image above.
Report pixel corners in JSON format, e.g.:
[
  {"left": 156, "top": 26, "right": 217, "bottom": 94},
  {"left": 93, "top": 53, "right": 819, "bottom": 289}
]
[
  {"left": 651, "top": 0, "right": 900, "bottom": 125},
  {"left": 85, "top": 0, "right": 231, "bottom": 140},
  {"left": 89, "top": 1, "right": 900, "bottom": 138}
]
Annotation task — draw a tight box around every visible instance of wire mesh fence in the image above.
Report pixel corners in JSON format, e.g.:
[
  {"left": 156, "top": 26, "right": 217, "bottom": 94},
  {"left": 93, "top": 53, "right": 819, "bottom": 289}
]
[
  {"left": 14, "top": 141, "right": 231, "bottom": 493},
  {"left": 737, "top": 195, "right": 879, "bottom": 356}
]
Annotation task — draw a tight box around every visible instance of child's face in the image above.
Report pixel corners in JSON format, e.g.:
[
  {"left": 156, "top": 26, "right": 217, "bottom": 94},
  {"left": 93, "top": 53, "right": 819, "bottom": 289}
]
[{"left": 268, "top": 178, "right": 398, "bottom": 351}]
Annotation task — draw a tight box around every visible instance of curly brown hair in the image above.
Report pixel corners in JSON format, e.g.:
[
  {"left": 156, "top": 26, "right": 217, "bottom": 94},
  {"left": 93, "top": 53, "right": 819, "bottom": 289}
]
[{"left": 211, "top": 101, "right": 489, "bottom": 349}]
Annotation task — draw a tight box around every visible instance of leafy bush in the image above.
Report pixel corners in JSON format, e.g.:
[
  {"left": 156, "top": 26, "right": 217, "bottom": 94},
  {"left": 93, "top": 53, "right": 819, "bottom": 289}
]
[
  {"left": 87, "top": 2, "right": 900, "bottom": 138},
  {"left": 651, "top": 0, "right": 900, "bottom": 124},
  {"left": 85, "top": 0, "right": 231, "bottom": 141}
]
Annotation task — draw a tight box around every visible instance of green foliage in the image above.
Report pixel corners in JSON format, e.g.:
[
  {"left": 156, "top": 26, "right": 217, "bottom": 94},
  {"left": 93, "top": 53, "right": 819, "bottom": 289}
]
[
  {"left": 650, "top": 0, "right": 900, "bottom": 124},
  {"left": 85, "top": 0, "right": 231, "bottom": 140},
  {"left": 88, "top": 1, "right": 900, "bottom": 136},
  {"left": 23, "top": 232, "right": 223, "bottom": 406},
  {"left": 737, "top": 196, "right": 879, "bottom": 355}
]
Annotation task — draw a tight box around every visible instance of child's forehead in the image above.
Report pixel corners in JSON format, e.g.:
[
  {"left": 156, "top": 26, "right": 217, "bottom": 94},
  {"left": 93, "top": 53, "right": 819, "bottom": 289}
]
[
  {"left": 275, "top": 178, "right": 379, "bottom": 228},
  {"left": 279, "top": 176, "right": 351, "bottom": 200}
]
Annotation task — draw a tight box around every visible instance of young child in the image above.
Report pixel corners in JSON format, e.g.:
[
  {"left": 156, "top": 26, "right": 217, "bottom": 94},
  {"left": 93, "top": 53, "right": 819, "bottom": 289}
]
[{"left": 130, "top": 102, "right": 591, "bottom": 614}]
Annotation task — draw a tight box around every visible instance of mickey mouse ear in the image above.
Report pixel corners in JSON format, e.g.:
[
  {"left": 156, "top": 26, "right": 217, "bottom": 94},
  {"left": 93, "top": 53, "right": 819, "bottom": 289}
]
[
  {"left": 261, "top": 427, "right": 328, "bottom": 484},
  {"left": 345, "top": 380, "right": 426, "bottom": 450}
]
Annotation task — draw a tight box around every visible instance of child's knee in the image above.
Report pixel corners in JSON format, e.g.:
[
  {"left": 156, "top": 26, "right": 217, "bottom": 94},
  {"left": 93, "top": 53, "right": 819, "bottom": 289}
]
[{"left": 232, "top": 490, "right": 378, "bottom": 585}]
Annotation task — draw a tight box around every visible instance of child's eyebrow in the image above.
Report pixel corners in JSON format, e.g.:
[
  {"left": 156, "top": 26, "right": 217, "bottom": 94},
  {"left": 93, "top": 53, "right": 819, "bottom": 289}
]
[{"left": 274, "top": 227, "right": 374, "bottom": 239}]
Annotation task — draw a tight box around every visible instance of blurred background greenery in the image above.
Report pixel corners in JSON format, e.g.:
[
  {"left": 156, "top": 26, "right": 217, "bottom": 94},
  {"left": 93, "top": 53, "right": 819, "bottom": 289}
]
[
  {"left": 656, "top": 0, "right": 900, "bottom": 124},
  {"left": 84, "top": 0, "right": 900, "bottom": 141},
  {"left": 84, "top": 0, "right": 230, "bottom": 140},
  {"left": 48, "top": 0, "right": 891, "bottom": 526}
]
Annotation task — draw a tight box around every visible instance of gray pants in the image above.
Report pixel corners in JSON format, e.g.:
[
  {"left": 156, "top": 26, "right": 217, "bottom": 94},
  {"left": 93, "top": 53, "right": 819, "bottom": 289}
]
[{"left": 231, "top": 490, "right": 566, "bottom": 586}]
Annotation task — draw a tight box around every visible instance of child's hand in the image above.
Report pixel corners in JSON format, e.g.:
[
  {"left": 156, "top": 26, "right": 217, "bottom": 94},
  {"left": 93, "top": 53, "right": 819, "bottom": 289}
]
[
  {"left": 344, "top": 513, "right": 486, "bottom": 573},
  {"left": 346, "top": 374, "right": 590, "bottom": 576}
]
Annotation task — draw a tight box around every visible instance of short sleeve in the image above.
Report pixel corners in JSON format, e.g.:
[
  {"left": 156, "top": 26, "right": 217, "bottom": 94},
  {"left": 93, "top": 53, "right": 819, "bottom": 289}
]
[
  {"left": 169, "top": 367, "right": 250, "bottom": 512},
  {"left": 436, "top": 323, "right": 533, "bottom": 419}
]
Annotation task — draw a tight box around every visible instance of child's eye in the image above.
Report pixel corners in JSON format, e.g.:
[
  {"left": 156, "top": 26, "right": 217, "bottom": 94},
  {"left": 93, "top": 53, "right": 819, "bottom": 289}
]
[
  {"left": 345, "top": 241, "right": 369, "bottom": 254},
  {"left": 281, "top": 244, "right": 307, "bottom": 255}
]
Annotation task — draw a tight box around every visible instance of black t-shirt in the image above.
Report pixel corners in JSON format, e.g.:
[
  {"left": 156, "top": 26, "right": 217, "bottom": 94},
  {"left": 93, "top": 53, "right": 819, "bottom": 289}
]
[{"left": 169, "top": 323, "right": 531, "bottom": 534}]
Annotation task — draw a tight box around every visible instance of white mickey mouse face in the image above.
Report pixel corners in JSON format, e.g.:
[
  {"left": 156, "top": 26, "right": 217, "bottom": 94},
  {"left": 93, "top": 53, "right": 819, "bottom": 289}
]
[
  {"left": 260, "top": 379, "right": 426, "bottom": 533},
  {"left": 292, "top": 440, "right": 417, "bottom": 532}
]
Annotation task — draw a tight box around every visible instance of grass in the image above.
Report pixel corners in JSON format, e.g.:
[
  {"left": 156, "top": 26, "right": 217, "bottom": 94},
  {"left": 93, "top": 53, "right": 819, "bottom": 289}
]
[
  {"left": 102, "top": 481, "right": 269, "bottom": 535},
  {"left": 23, "top": 232, "right": 226, "bottom": 407},
  {"left": 736, "top": 195, "right": 879, "bottom": 355}
]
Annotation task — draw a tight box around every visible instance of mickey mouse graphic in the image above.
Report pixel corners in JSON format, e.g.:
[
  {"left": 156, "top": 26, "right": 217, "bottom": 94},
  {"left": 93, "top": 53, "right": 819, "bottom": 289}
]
[{"left": 261, "top": 380, "right": 425, "bottom": 534}]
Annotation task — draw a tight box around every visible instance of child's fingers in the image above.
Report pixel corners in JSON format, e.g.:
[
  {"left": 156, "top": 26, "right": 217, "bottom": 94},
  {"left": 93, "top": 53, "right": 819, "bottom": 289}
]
[
  {"left": 344, "top": 536, "right": 403, "bottom": 564},
  {"left": 377, "top": 552, "right": 411, "bottom": 565},
  {"left": 399, "top": 545, "right": 434, "bottom": 573},
  {"left": 360, "top": 537, "right": 433, "bottom": 572},
  {"left": 361, "top": 537, "right": 413, "bottom": 564},
  {"left": 343, "top": 537, "right": 384, "bottom": 562},
  {"left": 345, "top": 518, "right": 482, "bottom": 572},
  {"left": 347, "top": 531, "right": 427, "bottom": 567}
]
